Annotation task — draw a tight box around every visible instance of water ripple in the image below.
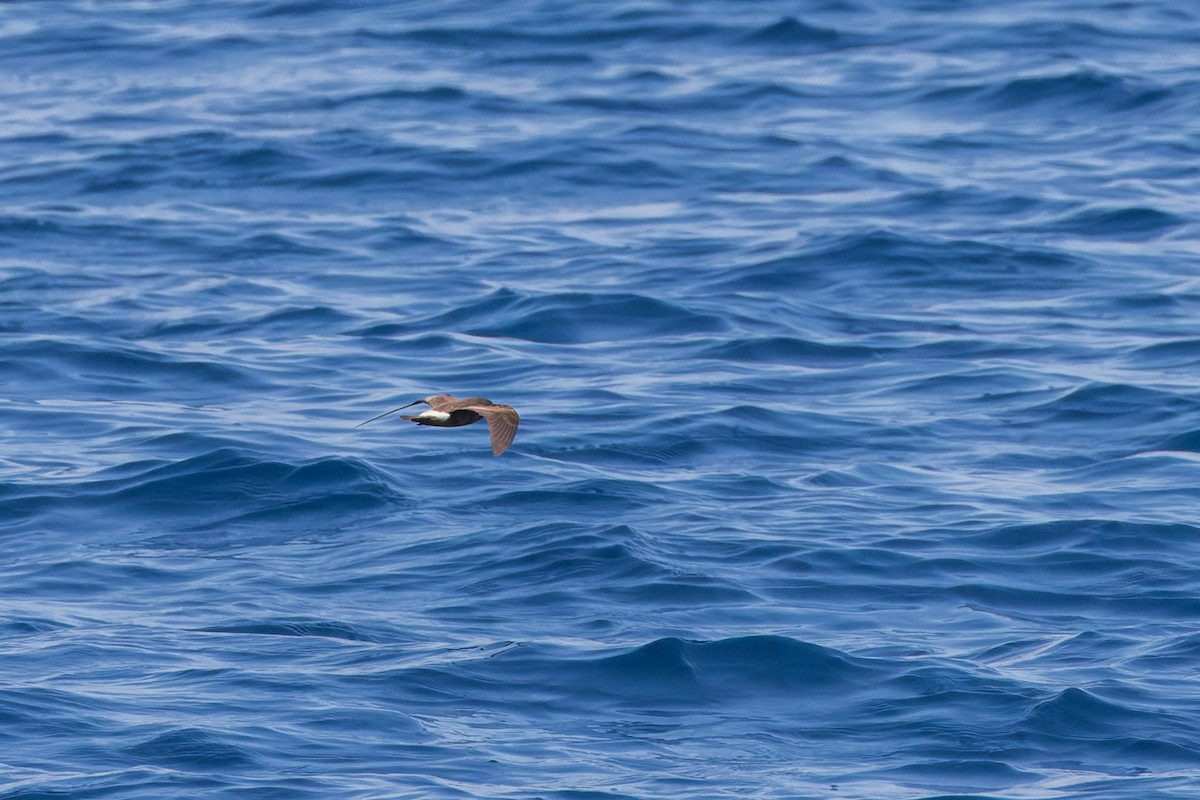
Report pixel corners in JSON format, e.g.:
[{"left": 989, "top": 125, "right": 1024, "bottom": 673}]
[{"left": 2, "top": 0, "right": 1199, "bottom": 798}]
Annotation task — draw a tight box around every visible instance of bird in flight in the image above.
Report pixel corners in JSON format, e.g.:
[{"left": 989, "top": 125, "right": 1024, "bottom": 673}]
[{"left": 356, "top": 394, "right": 520, "bottom": 456}]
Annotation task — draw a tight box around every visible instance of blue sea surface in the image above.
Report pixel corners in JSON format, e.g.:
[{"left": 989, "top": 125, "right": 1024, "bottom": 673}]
[{"left": 3, "top": 1, "right": 1200, "bottom": 798}]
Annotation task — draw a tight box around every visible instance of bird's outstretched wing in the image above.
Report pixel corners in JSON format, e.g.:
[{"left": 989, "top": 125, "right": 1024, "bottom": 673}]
[{"left": 465, "top": 404, "right": 519, "bottom": 456}]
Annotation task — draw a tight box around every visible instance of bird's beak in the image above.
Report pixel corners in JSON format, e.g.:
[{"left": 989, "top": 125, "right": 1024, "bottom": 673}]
[{"left": 354, "top": 399, "right": 423, "bottom": 428}]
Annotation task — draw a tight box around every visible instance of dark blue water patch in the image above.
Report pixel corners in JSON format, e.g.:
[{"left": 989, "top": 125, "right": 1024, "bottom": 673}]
[
  {"left": 861, "top": 759, "right": 1040, "bottom": 793},
  {"left": 831, "top": 517, "right": 1200, "bottom": 622},
  {"left": 1, "top": 295, "right": 115, "bottom": 340},
  {"left": 0, "top": 686, "right": 112, "bottom": 744},
  {"left": 1153, "top": 428, "right": 1200, "bottom": 452},
  {"left": 457, "top": 483, "right": 659, "bottom": 516},
  {"left": 1104, "top": 291, "right": 1196, "bottom": 315},
  {"left": 0, "top": 22, "right": 152, "bottom": 63},
  {"left": 607, "top": 575, "right": 761, "bottom": 610},
  {"left": 284, "top": 105, "right": 498, "bottom": 156},
  {"left": 387, "top": 523, "right": 678, "bottom": 611},
  {"left": 0, "top": 617, "right": 70, "bottom": 638},
  {"left": 589, "top": 635, "right": 871, "bottom": 699},
  {"left": 755, "top": 153, "right": 921, "bottom": 196},
  {"left": 346, "top": 334, "right": 466, "bottom": 384},
  {"left": 8, "top": 558, "right": 202, "bottom": 605},
  {"left": 299, "top": 127, "right": 422, "bottom": 161},
  {"left": 878, "top": 186, "right": 1046, "bottom": 225},
  {"left": 954, "top": 582, "right": 1200, "bottom": 625},
  {"left": 0, "top": 769, "right": 331, "bottom": 800},
  {"left": 681, "top": 81, "right": 815, "bottom": 114},
  {"left": 612, "top": 122, "right": 791, "bottom": 160},
  {"left": 618, "top": 68, "right": 682, "bottom": 88},
  {"left": 702, "top": 335, "right": 883, "bottom": 366},
  {"left": 76, "top": 130, "right": 317, "bottom": 194},
  {"left": 283, "top": 165, "right": 442, "bottom": 194},
  {"left": 932, "top": 519, "right": 1200, "bottom": 557},
  {"left": 539, "top": 792, "right": 647, "bottom": 800},
  {"left": 838, "top": 674, "right": 1192, "bottom": 785},
  {"left": 998, "top": 630, "right": 1139, "bottom": 669},
  {"left": 145, "top": 305, "right": 360, "bottom": 340},
  {"left": 250, "top": 0, "right": 341, "bottom": 18},
  {"left": 884, "top": 366, "right": 1063, "bottom": 408},
  {"left": 1028, "top": 455, "right": 1200, "bottom": 522},
  {"left": 388, "top": 20, "right": 729, "bottom": 52},
  {"left": 0, "top": 157, "right": 93, "bottom": 198},
  {"left": 433, "top": 567, "right": 758, "bottom": 622},
  {"left": 556, "top": 86, "right": 782, "bottom": 120},
  {"left": 545, "top": 405, "right": 871, "bottom": 469},
  {"left": 0, "top": 449, "right": 404, "bottom": 539},
  {"left": 319, "top": 85, "right": 471, "bottom": 111},
  {"left": 351, "top": 287, "right": 515, "bottom": 337},
  {"left": 986, "top": 19, "right": 1146, "bottom": 50},
  {"left": 400, "top": 635, "right": 884, "bottom": 713},
  {"left": 0, "top": 214, "right": 79, "bottom": 246},
  {"left": 195, "top": 619, "right": 378, "bottom": 642},
  {"left": 2, "top": 338, "right": 266, "bottom": 400},
  {"left": 1013, "top": 382, "right": 1200, "bottom": 430},
  {"left": 376, "top": 289, "right": 727, "bottom": 345},
  {"left": 1034, "top": 205, "right": 1186, "bottom": 240},
  {"left": 1127, "top": 632, "right": 1200, "bottom": 670},
  {"left": 200, "top": 231, "right": 342, "bottom": 262},
  {"left": 486, "top": 50, "right": 595, "bottom": 68},
  {"left": 161, "top": 31, "right": 268, "bottom": 60},
  {"left": 0, "top": 213, "right": 289, "bottom": 270},
  {"left": 1018, "top": 687, "right": 1200, "bottom": 767},
  {"left": 352, "top": 219, "right": 455, "bottom": 254},
  {"left": 922, "top": 68, "right": 1174, "bottom": 115},
  {"left": 713, "top": 230, "right": 1094, "bottom": 296},
  {"left": 740, "top": 15, "right": 844, "bottom": 50},
  {"left": 0, "top": 131, "right": 76, "bottom": 153},
  {"left": 341, "top": 632, "right": 1200, "bottom": 793},
  {"left": 124, "top": 727, "right": 258, "bottom": 770}
]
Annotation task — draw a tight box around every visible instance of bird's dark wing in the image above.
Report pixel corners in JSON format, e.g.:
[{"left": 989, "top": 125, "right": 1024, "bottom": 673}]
[{"left": 465, "top": 404, "right": 519, "bottom": 456}]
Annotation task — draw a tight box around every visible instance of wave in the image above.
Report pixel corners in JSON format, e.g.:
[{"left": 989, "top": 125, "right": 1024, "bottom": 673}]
[
  {"left": 923, "top": 67, "right": 1173, "bottom": 114},
  {"left": 399, "top": 635, "right": 881, "bottom": 711},
  {"left": 1018, "top": 687, "right": 1200, "bottom": 767},
  {"left": 741, "top": 16, "right": 842, "bottom": 48},
  {"left": 1, "top": 448, "right": 403, "bottom": 539},
  {"left": 1016, "top": 382, "right": 1199, "bottom": 429},
  {"left": 702, "top": 335, "right": 881, "bottom": 365},
  {"left": 1, "top": 338, "right": 265, "bottom": 398},
  {"left": 961, "top": 519, "right": 1200, "bottom": 555},
  {"left": 713, "top": 230, "right": 1093, "bottom": 295},
  {"left": 1031, "top": 205, "right": 1187, "bottom": 240},
  {"left": 146, "top": 305, "right": 358, "bottom": 339},
  {"left": 353, "top": 288, "right": 726, "bottom": 345},
  {"left": 124, "top": 727, "right": 259, "bottom": 769},
  {"left": 195, "top": 618, "right": 378, "bottom": 642},
  {"left": 4, "top": 1, "right": 1200, "bottom": 797}
]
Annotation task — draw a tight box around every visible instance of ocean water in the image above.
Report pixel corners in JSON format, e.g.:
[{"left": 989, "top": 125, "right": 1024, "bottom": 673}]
[{"left": 2, "top": 1, "right": 1200, "bottom": 798}]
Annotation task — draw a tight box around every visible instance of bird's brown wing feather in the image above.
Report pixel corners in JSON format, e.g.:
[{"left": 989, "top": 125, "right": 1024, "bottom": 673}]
[{"left": 465, "top": 405, "right": 519, "bottom": 456}]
